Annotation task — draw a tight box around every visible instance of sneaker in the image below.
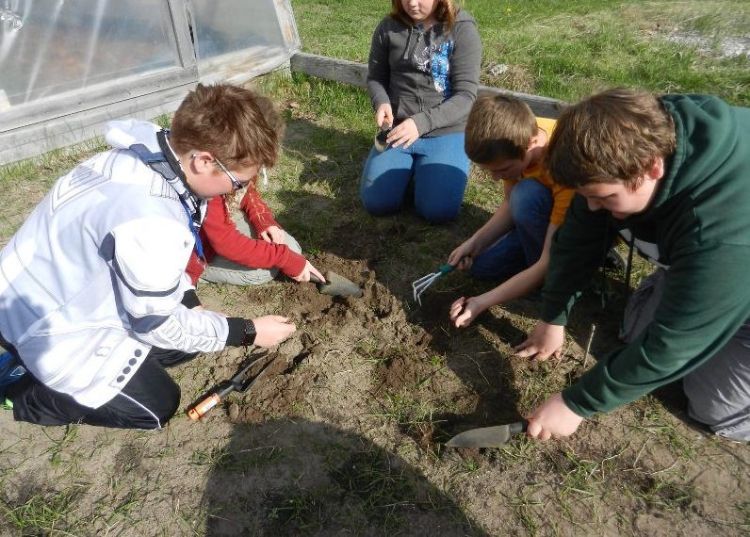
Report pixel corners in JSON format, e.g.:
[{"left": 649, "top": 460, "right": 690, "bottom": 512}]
[{"left": 0, "top": 351, "right": 26, "bottom": 400}]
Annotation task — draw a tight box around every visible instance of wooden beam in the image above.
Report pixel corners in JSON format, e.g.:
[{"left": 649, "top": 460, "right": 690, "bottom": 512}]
[
  {"left": 290, "top": 52, "right": 369, "bottom": 89},
  {"left": 290, "top": 52, "right": 566, "bottom": 118}
]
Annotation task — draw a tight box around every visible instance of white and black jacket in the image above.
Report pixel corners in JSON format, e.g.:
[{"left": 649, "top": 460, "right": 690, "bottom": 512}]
[{"left": 0, "top": 120, "right": 236, "bottom": 408}]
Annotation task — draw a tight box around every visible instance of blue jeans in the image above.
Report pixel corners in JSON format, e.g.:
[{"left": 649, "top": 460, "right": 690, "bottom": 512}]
[
  {"left": 470, "top": 179, "right": 553, "bottom": 281},
  {"left": 360, "top": 132, "right": 470, "bottom": 223}
]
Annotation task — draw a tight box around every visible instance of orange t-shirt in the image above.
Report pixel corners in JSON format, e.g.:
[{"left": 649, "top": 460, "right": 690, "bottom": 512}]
[{"left": 503, "top": 117, "right": 575, "bottom": 227}]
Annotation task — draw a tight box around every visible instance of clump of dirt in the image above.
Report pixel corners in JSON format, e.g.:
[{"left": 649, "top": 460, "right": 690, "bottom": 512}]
[{"left": 223, "top": 252, "right": 438, "bottom": 426}]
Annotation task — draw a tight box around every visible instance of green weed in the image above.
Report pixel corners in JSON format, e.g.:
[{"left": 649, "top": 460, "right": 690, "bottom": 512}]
[
  {"left": 378, "top": 391, "right": 437, "bottom": 429},
  {"left": 330, "top": 449, "right": 417, "bottom": 532},
  {"left": 264, "top": 488, "right": 330, "bottom": 534},
  {"left": 638, "top": 476, "right": 695, "bottom": 511},
  {"left": 503, "top": 483, "right": 545, "bottom": 536},
  {"left": 0, "top": 484, "right": 87, "bottom": 535},
  {"left": 190, "top": 445, "right": 284, "bottom": 471}
]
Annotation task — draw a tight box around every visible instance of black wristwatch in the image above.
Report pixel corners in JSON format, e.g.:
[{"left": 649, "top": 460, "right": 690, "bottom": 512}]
[
  {"left": 226, "top": 317, "right": 256, "bottom": 347},
  {"left": 242, "top": 319, "right": 257, "bottom": 346}
]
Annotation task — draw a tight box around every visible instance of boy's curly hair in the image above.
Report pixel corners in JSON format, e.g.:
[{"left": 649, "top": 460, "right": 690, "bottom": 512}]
[
  {"left": 464, "top": 93, "right": 537, "bottom": 164},
  {"left": 170, "top": 83, "right": 282, "bottom": 170},
  {"left": 546, "top": 88, "right": 675, "bottom": 190}
]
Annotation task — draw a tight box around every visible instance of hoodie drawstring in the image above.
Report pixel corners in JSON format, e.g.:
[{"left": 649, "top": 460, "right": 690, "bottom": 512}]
[{"left": 402, "top": 26, "right": 414, "bottom": 60}]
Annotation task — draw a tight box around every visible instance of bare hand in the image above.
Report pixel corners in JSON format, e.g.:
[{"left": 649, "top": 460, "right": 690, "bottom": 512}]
[
  {"left": 525, "top": 392, "right": 584, "bottom": 440},
  {"left": 447, "top": 239, "right": 480, "bottom": 270},
  {"left": 513, "top": 322, "right": 565, "bottom": 361},
  {"left": 251, "top": 315, "right": 296, "bottom": 347},
  {"left": 449, "top": 296, "right": 487, "bottom": 328},
  {"left": 375, "top": 103, "right": 393, "bottom": 129},
  {"left": 260, "top": 225, "right": 286, "bottom": 244},
  {"left": 291, "top": 260, "right": 326, "bottom": 284},
  {"left": 387, "top": 118, "right": 419, "bottom": 149}
]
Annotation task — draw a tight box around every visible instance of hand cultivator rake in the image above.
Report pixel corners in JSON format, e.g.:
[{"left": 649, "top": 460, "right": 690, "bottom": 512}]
[{"left": 412, "top": 264, "right": 455, "bottom": 305}]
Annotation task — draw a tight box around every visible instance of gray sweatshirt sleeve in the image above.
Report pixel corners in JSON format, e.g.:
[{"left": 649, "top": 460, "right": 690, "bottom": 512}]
[
  {"left": 367, "top": 20, "right": 391, "bottom": 111},
  {"left": 411, "top": 20, "right": 482, "bottom": 134}
]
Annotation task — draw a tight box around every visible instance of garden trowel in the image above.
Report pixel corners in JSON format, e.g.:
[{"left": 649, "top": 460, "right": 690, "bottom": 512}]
[
  {"left": 311, "top": 271, "right": 363, "bottom": 298},
  {"left": 445, "top": 420, "right": 528, "bottom": 448}
]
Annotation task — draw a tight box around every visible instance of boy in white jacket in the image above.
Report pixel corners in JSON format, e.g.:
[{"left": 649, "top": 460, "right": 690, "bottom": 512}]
[{"left": 0, "top": 84, "right": 295, "bottom": 429}]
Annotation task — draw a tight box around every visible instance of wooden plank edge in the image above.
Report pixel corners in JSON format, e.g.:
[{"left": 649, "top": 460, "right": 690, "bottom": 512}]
[{"left": 290, "top": 52, "right": 566, "bottom": 118}]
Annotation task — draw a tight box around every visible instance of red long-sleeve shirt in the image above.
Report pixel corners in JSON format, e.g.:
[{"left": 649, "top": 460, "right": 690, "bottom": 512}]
[{"left": 185, "top": 188, "right": 306, "bottom": 285}]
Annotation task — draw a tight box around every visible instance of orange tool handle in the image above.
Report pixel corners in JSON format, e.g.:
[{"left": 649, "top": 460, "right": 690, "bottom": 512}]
[{"left": 187, "top": 393, "right": 221, "bottom": 421}]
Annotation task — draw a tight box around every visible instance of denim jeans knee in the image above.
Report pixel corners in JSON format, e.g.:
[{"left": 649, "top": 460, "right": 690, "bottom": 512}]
[{"left": 508, "top": 179, "right": 553, "bottom": 265}]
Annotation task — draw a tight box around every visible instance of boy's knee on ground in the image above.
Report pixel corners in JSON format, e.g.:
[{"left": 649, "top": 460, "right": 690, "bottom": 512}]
[
  {"left": 682, "top": 336, "right": 750, "bottom": 442},
  {"left": 155, "top": 384, "right": 181, "bottom": 427},
  {"left": 509, "top": 179, "right": 551, "bottom": 222},
  {"left": 126, "top": 379, "right": 181, "bottom": 429}
]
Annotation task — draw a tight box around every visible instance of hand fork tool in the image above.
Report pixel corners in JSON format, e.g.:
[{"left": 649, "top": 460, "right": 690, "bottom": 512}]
[{"left": 412, "top": 264, "right": 455, "bottom": 305}]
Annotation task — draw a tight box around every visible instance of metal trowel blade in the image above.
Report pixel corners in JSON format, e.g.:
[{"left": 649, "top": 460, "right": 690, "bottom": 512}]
[
  {"left": 445, "top": 421, "right": 528, "bottom": 448},
  {"left": 315, "top": 271, "right": 363, "bottom": 298}
]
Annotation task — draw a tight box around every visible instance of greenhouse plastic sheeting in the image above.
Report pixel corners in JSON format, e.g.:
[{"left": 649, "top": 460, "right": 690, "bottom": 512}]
[
  {"left": 0, "top": 0, "right": 300, "bottom": 164},
  {"left": 0, "top": 1, "right": 179, "bottom": 108}
]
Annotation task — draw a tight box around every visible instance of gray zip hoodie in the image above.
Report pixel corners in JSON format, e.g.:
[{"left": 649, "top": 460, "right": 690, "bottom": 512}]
[{"left": 367, "top": 10, "right": 482, "bottom": 137}]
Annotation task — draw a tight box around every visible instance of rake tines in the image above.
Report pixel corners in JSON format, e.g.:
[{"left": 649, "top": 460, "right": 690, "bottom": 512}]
[{"left": 411, "top": 264, "right": 455, "bottom": 305}]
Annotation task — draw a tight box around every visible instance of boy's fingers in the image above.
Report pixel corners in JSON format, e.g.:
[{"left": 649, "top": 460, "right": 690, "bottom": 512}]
[
  {"left": 526, "top": 419, "right": 542, "bottom": 438},
  {"left": 514, "top": 343, "right": 538, "bottom": 359},
  {"left": 531, "top": 348, "right": 555, "bottom": 362},
  {"left": 455, "top": 310, "right": 472, "bottom": 328},
  {"left": 449, "top": 253, "right": 465, "bottom": 267},
  {"left": 450, "top": 296, "right": 465, "bottom": 310},
  {"left": 512, "top": 339, "right": 531, "bottom": 352}
]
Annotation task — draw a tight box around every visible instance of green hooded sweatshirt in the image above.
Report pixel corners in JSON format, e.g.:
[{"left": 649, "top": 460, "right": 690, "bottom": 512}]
[{"left": 540, "top": 94, "right": 750, "bottom": 417}]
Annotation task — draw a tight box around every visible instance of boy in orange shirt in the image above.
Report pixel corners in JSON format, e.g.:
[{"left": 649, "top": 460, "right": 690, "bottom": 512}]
[{"left": 449, "top": 94, "right": 574, "bottom": 327}]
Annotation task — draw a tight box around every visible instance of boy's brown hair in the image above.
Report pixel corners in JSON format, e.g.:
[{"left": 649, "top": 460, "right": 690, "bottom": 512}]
[
  {"left": 546, "top": 88, "right": 676, "bottom": 190},
  {"left": 391, "top": 0, "right": 458, "bottom": 31},
  {"left": 464, "top": 93, "right": 537, "bottom": 164},
  {"left": 170, "top": 83, "right": 281, "bottom": 170}
]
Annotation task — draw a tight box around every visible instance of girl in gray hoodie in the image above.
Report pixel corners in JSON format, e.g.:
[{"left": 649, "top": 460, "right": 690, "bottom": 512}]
[{"left": 360, "top": 0, "right": 482, "bottom": 223}]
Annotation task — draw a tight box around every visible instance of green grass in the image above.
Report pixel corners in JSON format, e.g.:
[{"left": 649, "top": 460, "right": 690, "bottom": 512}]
[
  {"left": 0, "top": 484, "right": 88, "bottom": 535},
  {"left": 291, "top": 0, "right": 750, "bottom": 105},
  {"left": 190, "top": 445, "right": 285, "bottom": 471}
]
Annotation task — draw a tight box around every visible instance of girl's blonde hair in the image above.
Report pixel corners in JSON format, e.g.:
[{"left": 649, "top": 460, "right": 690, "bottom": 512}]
[{"left": 390, "top": 0, "right": 458, "bottom": 31}]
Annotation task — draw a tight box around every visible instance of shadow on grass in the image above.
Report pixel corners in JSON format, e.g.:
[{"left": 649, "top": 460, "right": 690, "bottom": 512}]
[{"left": 200, "top": 420, "right": 491, "bottom": 536}]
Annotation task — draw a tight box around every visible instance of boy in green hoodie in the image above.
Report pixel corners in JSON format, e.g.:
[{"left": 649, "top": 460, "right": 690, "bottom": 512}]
[{"left": 514, "top": 88, "right": 750, "bottom": 442}]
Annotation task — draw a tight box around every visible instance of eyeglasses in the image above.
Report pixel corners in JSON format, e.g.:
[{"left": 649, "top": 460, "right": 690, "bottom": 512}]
[{"left": 213, "top": 157, "right": 246, "bottom": 191}]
